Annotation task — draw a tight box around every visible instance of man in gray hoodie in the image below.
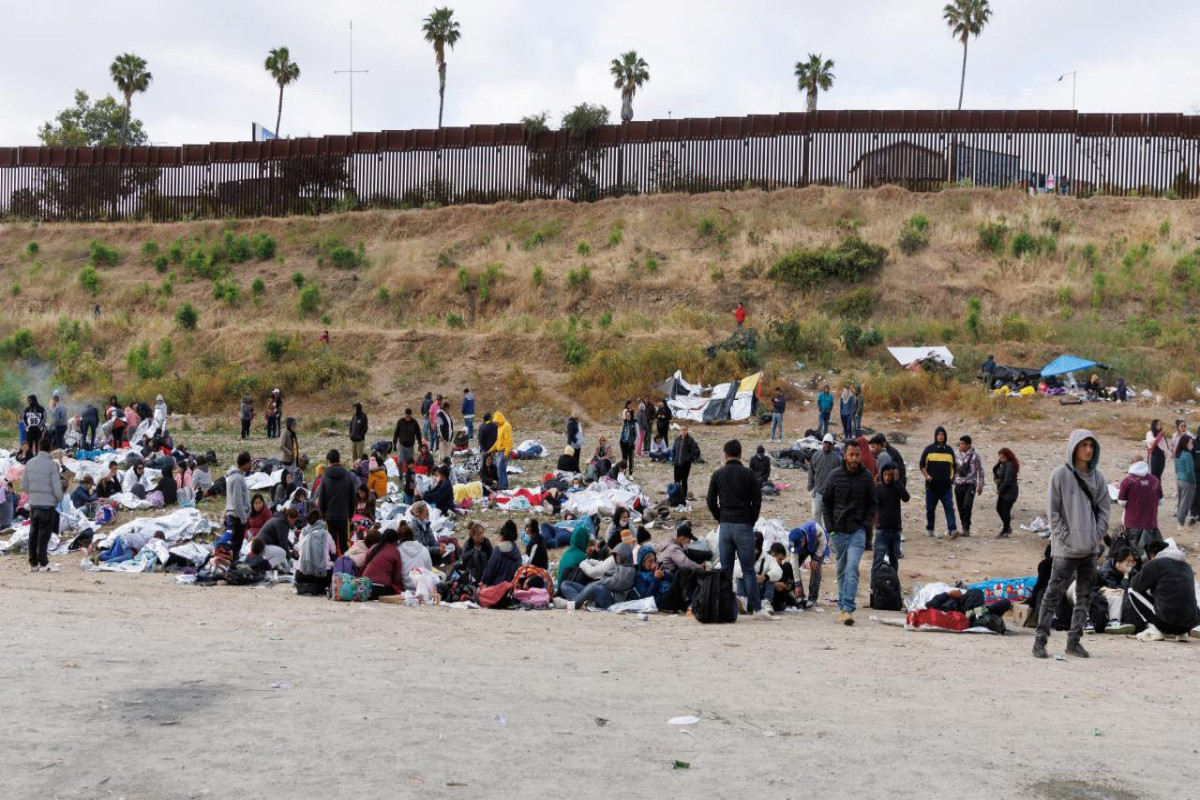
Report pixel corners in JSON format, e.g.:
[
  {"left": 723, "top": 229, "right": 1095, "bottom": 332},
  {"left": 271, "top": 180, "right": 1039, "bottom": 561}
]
[
  {"left": 24, "top": 435, "right": 63, "bottom": 571},
  {"left": 1034, "top": 429, "right": 1110, "bottom": 659},
  {"left": 224, "top": 451, "right": 252, "bottom": 562},
  {"left": 807, "top": 434, "right": 839, "bottom": 522}
]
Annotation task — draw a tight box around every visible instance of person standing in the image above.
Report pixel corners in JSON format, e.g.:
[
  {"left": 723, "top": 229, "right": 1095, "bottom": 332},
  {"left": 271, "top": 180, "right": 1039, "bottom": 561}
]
[
  {"left": 993, "top": 448, "right": 1020, "bottom": 538},
  {"left": 672, "top": 424, "right": 702, "bottom": 499},
  {"left": 1146, "top": 419, "right": 1168, "bottom": 482},
  {"left": 868, "top": 433, "right": 907, "bottom": 488},
  {"left": 980, "top": 354, "right": 996, "bottom": 388},
  {"left": 461, "top": 388, "right": 476, "bottom": 442},
  {"left": 315, "top": 449, "right": 357, "bottom": 556},
  {"left": 266, "top": 389, "right": 281, "bottom": 439},
  {"left": 1117, "top": 459, "right": 1163, "bottom": 560},
  {"left": 435, "top": 403, "right": 455, "bottom": 459},
  {"left": 734, "top": 301, "right": 746, "bottom": 331},
  {"left": 348, "top": 402, "right": 369, "bottom": 461},
  {"left": 952, "top": 435, "right": 985, "bottom": 538},
  {"left": 852, "top": 385, "right": 864, "bottom": 439},
  {"left": 280, "top": 417, "right": 300, "bottom": 473},
  {"left": 822, "top": 438, "right": 877, "bottom": 626},
  {"left": 838, "top": 385, "right": 855, "bottom": 440},
  {"left": 1173, "top": 434, "right": 1196, "bottom": 531},
  {"left": 808, "top": 433, "right": 839, "bottom": 522},
  {"left": 224, "top": 451, "right": 252, "bottom": 563},
  {"left": 919, "top": 426, "right": 957, "bottom": 539},
  {"left": 22, "top": 395, "right": 46, "bottom": 455},
  {"left": 706, "top": 440, "right": 769, "bottom": 619},
  {"left": 478, "top": 413, "right": 498, "bottom": 457},
  {"left": 428, "top": 395, "right": 442, "bottom": 454},
  {"left": 391, "top": 408, "right": 423, "bottom": 469},
  {"left": 491, "top": 412, "right": 513, "bottom": 491},
  {"left": 239, "top": 396, "right": 254, "bottom": 440},
  {"left": 873, "top": 461, "right": 909, "bottom": 574},
  {"left": 655, "top": 399, "right": 672, "bottom": 444},
  {"left": 1034, "top": 429, "right": 1109, "bottom": 659},
  {"left": 50, "top": 392, "right": 68, "bottom": 450},
  {"left": 566, "top": 411, "right": 584, "bottom": 461},
  {"left": 635, "top": 399, "right": 650, "bottom": 457},
  {"left": 80, "top": 403, "right": 100, "bottom": 451},
  {"left": 769, "top": 387, "right": 786, "bottom": 443},
  {"left": 816, "top": 384, "right": 834, "bottom": 438},
  {"left": 24, "top": 435, "right": 62, "bottom": 572},
  {"left": 618, "top": 408, "right": 638, "bottom": 478}
]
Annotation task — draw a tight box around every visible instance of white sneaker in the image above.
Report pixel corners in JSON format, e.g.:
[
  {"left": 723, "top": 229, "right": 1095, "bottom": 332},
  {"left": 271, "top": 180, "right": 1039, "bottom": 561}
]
[
  {"left": 552, "top": 598, "right": 569, "bottom": 610},
  {"left": 753, "top": 609, "right": 776, "bottom": 621},
  {"left": 41, "top": 564, "right": 59, "bottom": 573},
  {"left": 1136, "top": 625, "right": 1165, "bottom": 642},
  {"left": 737, "top": 596, "right": 748, "bottom": 613}
]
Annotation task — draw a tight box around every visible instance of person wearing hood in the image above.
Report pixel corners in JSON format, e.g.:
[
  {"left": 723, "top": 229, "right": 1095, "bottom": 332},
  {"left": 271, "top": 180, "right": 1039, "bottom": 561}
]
[
  {"left": 919, "top": 426, "right": 958, "bottom": 539},
  {"left": 633, "top": 546, "right": 669, "bottom": 601},
  {"left": 1174, "top": 434, "right": 1197, "bottom": 530},
  {"left": 993, "top": 448, "right": 1020, "bottom": 538},
  {"left": 1034, "top": 429, "right": 1110, "bottom": 659},
  {"left": 396, "top": 523, "right": 435, "bottom": 591},
  {"left": 808, "top": 434, "right": 840, "bottom": 522},
  {"left": 239, "top": 396, "right": 254, "bottom": 440},
  {"left": 980, "top": 355, "right": 996, "bottom": 387},
  {"left": 280, "top": 417, "right": 300, "bottom": 473},
  {"left": 152, "top": 395, "right": 168, "bottom": 435},
  {"left": 315, "top": 449, "right": 357, "bottom": 555},
  {"left": 481, "top": 520, "right": 523, "bottom": 586},
  {"left": 23, "top": 395, "right": 46, "bottom": 455},
  {"left": 224, "top": 451, "right": 253, "bottom": 562},
  {"left": 822, "top": 439, "right": 877, "bottom": 626},
  {"left": 952, "top": 435, "right": 985, "bottom": 538},
  {"left": 749, "top": 445, "right": 772, "bottom": 488},
  {"left": 788, "top": 520, "right": 829, "bottom": 609},
  {"left": 348, "top": 403, "right": 369, "bottom": 461},
  {"left": 1128, "top": 540, "right": 1200, "bottom": 640},
  {"left": 559, "top": 543, "right": 636, "bottom": 609},
  {"left": 295, "top": 509, "right": 337, "bottom": 594},
  {"left": 1117, "top": 459, "right": 1163, "bottom": 559},
  {"left": 490, "top": 411, "right": 513, "bottom": 490},
  {"left": 874, "top": 461, "right": 909, "bottom": 573}
]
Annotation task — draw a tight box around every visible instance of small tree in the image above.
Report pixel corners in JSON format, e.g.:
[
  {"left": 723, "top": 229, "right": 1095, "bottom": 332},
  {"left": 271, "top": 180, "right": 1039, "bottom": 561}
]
[
  {"left": 966, "top": 295, "right": 982, "bottom": 340},
  {"left": 174, "top": 302, "right": 198, "bottom": 330}
]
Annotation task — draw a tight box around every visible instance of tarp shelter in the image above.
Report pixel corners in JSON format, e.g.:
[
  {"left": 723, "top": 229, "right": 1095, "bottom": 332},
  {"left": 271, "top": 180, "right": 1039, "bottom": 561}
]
[
  {"left": 888, "top": 347, "right": 954, "bottom": 368},
  {"left": 992, "top": 364, "right": 1041, "bottom": 383},
  {"left": 654, "top": 370, "right": 704, "bottom": 398},
  {"left": 666, "top": 372, "right": 762, "bottom": 423},
  {"left": 1040, "top": 354, "right": 1098, "bottom": 378}
]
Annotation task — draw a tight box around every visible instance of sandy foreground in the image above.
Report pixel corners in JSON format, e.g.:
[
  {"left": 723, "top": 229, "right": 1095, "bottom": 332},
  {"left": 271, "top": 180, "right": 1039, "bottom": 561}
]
[{"left": 3, "top": 401, "right": 1200, "bottom": 799}]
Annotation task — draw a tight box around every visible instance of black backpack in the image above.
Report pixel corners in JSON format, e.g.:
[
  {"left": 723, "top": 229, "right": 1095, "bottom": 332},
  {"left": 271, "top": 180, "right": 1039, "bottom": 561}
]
[
  {"left": 691, "top": 570, "right": 738, "bottom": 623},
  {"left": 869, "top": 561, "right": 903, "bottom": 611}
]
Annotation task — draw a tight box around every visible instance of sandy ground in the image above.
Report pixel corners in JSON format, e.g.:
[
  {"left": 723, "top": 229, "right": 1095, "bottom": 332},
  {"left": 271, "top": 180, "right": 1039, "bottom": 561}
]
[{"left": 4, "top": 401, "right": 1200, "bottom": 799}]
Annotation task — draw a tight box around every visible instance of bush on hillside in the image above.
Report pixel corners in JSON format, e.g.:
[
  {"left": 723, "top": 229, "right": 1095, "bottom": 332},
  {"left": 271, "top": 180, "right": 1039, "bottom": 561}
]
[
  {"left": 977, "top": 221, "right": 1008, "bottom": 254},
  {"left": 767, "top": 236, "right": 887, "bottom": 290},
  {"left": 897, "top": 214, "right": 930, "bottom": 256},
  {"left": 297, "top": 284, "right": 321, "bottom": 315},
  {"left": 0, "top": 329, "right": 38, "bottom": 361},
  {"left": 79, "top": 264, "right": 101, "bottom": 295},
  {"left": 566, "top": 343, "right": 744, "bottom": 416},
  {"left": 763, "top": 316, "right": 834, "bottom": 366},
  {"left": 830, "top": 286, "right": 876, "bottom": 319},
  {"left": 88, "top": 240, "right": 120, "bottom": 267},
  {"left": 175, "top": 303, "right": 199, "bottom": 331}
]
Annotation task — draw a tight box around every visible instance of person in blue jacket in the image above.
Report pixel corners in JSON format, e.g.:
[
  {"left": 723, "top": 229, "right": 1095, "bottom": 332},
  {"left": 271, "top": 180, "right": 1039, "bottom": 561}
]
[
  {"left": 461, "top": 388, "right": 476, "bottom": 442},
  {"left": 816, "top": 384, "right": 834, "bottom": 437}
]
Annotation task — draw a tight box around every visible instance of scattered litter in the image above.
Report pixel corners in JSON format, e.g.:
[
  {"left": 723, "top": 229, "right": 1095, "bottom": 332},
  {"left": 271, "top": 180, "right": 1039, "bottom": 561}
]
[
  {"left": 668, "top": 716, "right": 700, "bottom": 726},
  {"left": 672, "top": 760, "right": 690, "bottom": 770},
  {"left": 1054, "top": 654, "right": 1066, "bottom": 662},
  {"left": 269, "top": 680, "right": 292, "bottom": 690},
  {"left": 680, "top": 729, "right": 695, "bottom": 737},
  {"left": 594, "top": 717, "right": 609, "bottom": 727},
  {"left": 446, "top": 782, "right": 468, "bottom": 788},
  {"left": 1091, "top": 728, "right": 1101, "bottom": 737},
  {"left": 494, "top": 714, "right": 508, "bottom": 727}
]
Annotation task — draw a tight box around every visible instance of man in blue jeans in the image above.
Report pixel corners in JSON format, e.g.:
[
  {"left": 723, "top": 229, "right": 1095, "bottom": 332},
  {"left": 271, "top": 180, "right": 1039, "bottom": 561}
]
[
  {"left": 918, "top": 425, "right": 957, "bottom": 539},
  {"left": 706, "top": 439, "right": 772, "bottom": 620},
  {"left": 816, "top": 384, "right": 834, "bottom": 437},
  {"left": 769, "top": 387, "right": 786, "bottom": 443},
  {"left": 821, "top": 439, "right": 877, "bottom": 625}
]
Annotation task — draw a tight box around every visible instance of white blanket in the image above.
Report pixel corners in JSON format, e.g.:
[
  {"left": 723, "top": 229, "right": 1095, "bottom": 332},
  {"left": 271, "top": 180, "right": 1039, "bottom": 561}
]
[
  {"left": 99, "top": 508, "right": 213, "bottom": 547},
  {"left": 562, "top": 483, "right": 647, "bottom": 517}
]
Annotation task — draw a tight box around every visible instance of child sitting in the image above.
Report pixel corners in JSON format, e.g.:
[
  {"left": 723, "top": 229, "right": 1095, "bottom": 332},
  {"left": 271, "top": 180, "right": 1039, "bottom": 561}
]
[{"left": 648, "top": 434, "right": 670, "bottom": 462}]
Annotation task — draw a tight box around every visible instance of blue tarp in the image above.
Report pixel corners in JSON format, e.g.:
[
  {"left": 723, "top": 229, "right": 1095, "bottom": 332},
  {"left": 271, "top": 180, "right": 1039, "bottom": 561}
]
[{"left": 1040, "top": 354, "right": 1098, "bottom": 377}]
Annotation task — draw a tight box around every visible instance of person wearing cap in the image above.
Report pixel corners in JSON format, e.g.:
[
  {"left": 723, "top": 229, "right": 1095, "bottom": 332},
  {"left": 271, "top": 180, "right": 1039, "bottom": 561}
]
[
  {"left": 808, "top": 434, "right": 840, "bottom": 522},
  {"left": 707, "top": 439, "right": 771, "bottom": 619},
  {"left": 788, "top": 520, "right": 828, "bottom": 609},
  {"left": 868, "top": 433, "right": 907, "bottom": 488},
  {"left": 822, "top": 438, "right": 877, "bottom": 625},
  {"left": 656, "top": 524, "right": 706, "bottom": 613},
  {"left": 50, "top": 392, "right": 68, "bottom": 450}
]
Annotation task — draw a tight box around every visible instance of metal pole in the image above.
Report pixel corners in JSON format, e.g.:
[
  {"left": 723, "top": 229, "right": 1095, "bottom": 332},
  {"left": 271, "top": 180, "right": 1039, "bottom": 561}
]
[{"left": 334, "top": 20, "right": 369, "bottom": 133}]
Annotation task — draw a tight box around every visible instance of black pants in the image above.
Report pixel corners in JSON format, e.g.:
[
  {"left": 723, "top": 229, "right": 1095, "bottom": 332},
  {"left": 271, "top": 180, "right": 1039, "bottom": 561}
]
[
  {"left": 240, "top": 419, "right": 251, "bottom": 439},
  {"left": 996, "top": 494, "right": 1016, "bottom": 532},
  {"left": 28, "top": 507, "right": 56, "bottom": 567},
  {"left": 26, "top": 427, "right": 42, "bottom": 453},
  {"left": 657, "top": 569, "right": 699, "bottom": 613},
  {"left": 328, "top": 518, "right": 349, "bottom": 556},
  {"left": 266, "top": 414, "right": 279, "bottom": 438},
  {"left": 1150, "top": 448, "right": 1166, "bottom": 481},
  {"left": 1128, "top": 589, "right": 1196, "bottom": 636},
  {"left": 227, "top": 515, "right": 247, "bottom": 562},
  {"left": 620, "top": 442, "right": 634, "bottom": 476},
  {"left": 53, "top": 425, "right": 67, "bottom": 450},
  {"left": 674, "top": 462, "right": 692, "bottom": 498},
  {"left": 371, "top": 584, "right": 397, "bottom": 601},
  {"left": 954, "top": 484, "right": 977, "bottom": 533},
  {"left": 81, "top": 420, "right": 97, "bottom": 450}
]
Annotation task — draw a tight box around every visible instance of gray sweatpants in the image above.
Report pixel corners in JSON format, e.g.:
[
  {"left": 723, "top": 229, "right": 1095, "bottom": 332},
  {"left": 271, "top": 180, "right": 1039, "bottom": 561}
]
[
  {"left": 1177, "top": 481, "right": 1196, "bottom": 526},
  {"left": 1035, "top": 555, "right": 1097, "bottom": 645}
]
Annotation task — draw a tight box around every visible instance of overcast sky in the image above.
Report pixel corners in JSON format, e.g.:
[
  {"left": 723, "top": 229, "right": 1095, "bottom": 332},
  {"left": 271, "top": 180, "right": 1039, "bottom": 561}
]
[{"left": 2, "top": 0, "right": 1197, "bottom": 147}]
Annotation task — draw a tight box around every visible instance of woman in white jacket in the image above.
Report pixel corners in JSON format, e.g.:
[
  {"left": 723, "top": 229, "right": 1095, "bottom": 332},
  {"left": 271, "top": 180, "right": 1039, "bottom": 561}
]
[{"left": 152, "top": 395, "right": 168, "bottom": 435}]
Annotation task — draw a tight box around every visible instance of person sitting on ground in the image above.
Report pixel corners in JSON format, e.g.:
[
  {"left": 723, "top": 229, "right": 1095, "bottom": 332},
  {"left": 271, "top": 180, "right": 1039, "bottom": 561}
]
[
  {"left": 247, "top": 493, "right": 271, "bottom": 537},
  {"left": 122, "top": 461, "right": 150, "bottom": 496},
  {"left": 589, "top": 437, "right": 614, "bottom": 481},
  {"left": 191, "top": 458, "right": 214, "bottom": 501},
  {"left": 414, "top": 443, "right": 435, "bottom": 473},
  {"left": 555, "top": 523, "right": 592, "bottom": 586},
  {"left": 14, "top": 440, "right": 33, "bottom": 465},
  {"left": 525, "top": 518, "right": 548, "bottom": 570},
  {"left": 361, "top": 528, "right": 404, "bottom": 600},
  {"left": 407, "top": 501, "right": 448, "bottom": 566},
  {"left": 633, "top": 546, "right": 669, "bottom": 601},
  {"left": 756, "top": 542, "right": 795, "bottom": 612},
  {"left": 394, "top": 521, "right": 433, "bottom": 591},
  {"left": 1130, "top": 539, "right": 1200, "bottom": 641},
  {"left": 749, "top": 445, "right": 772, "bottom": 488},
  {"left": 607, "top": 460, "right": 630, "bottom": 486},
  {"left": 294, "top": 509, "right": 337, "bottom": 594},
  {"left": 347, "top": 528, "right": 382, "bottom": 572},
  {"left": 1096, "top": 541, "right": 1138, "bottom": 634},
  {"left": 367, "top": 454, "right": 388, "bottom": 500},
  {"left": 70, "top": 476, "right": 99, "bottom": 517},
  {"left": 354, "top": 483, "right": 377, "bottom": 521},
  {"left": 254, "top": 506, "right": 299, "bottom": 569},
  {"left": 481, "top": 520, "right": 523, "bottom": 586},
  {"left": 558, "top": 543, "right": 636, "bottom": 610},
  {"left": 606, "top": 506, "right": 633, "bottom": 548},
  {"left": 96, "top": 462, "right": 122, "bottom": 499},
  {"left": 479, "top": 450, "right": 499, "bottom": 490},
  {"left": 420, "top": 465, "right": 455, "bottom": 515},
  {"left": 244, "top": 538, "right": 275, "bottom": 573},
  {"left": 649, "top": 433, "right": 669, "bottom": 462}
]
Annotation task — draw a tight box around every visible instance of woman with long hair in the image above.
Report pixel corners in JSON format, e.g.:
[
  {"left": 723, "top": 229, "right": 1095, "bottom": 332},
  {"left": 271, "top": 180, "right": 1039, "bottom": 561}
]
[
  {"left": 1146, "top": 419, "right": 1168, "bottom": 481},
  {"left": 993, "top": 448, "right": 1020, "bottom": 538},
  {"left": 1173, "top": 434, "right": 1196, "bottom": 528}
]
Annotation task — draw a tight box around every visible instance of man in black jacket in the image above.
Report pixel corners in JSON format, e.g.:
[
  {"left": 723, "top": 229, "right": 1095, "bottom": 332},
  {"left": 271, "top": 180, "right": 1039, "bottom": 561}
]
[
  {"left": 316, "top": 449, "right": 357, "bottom": 555},
  {"left": 868, "top": 433, "right": 906, "bottom": 488},
  {"left": 391, "top": 408, "right": 423, "bottom": 468},
  {"left": 918, "top": 426, "right": 957, "bottom": 538},
  {"left": 672, "top": 424, "right": 702, "bottom": 499},
  {"left": 822, "top": 439, "right": 878, "bottom": 626},
  {"left": 706, "top": 439, "right": 770, "bottom": 619},
  {"left": 349, "top": 403, "right": 369, "bottom": 461},
  {"left": 1129, "top": 540, "right": 1200, "bottom": 640},
  {"left": 478, "top": 413, "right": 498, "bottom": 455}
]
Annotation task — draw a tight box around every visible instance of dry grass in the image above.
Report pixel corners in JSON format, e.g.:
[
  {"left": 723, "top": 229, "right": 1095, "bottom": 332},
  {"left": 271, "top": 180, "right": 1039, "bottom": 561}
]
[{"left": 1160, "top": 371, "right": 1197, "bottom": 402}]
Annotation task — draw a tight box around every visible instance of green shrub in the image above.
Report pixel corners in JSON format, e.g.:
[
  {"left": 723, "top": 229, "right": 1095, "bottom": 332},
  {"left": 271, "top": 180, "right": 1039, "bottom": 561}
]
[
  {"left": 263, "top": 333, "right": 290, "bottom": 362},
  {"left": 567, "top": 265, "right": 592, "bottom": 290},
  {"left": 0, "top": 329, "right": 38, "bottom": 360},
  {"left": 435, "top": 248, "right": 457, "bottom": 270},
  {"left": 767, "top": 236, "right": 887, "bottom": 290},
  {"left": 1011, "top": 231, "right": 1038, "bottom": 258},
  {"left": 966, "top": 295, "right": 982, "bottom": 340},
  {"left": 125, "top": 340, "right": 173, "bottom": 380},
  {"left": 23, "top": 241, "right": 39, "bottom": 260},
  {"left": 531, "top": 265, "right": 545, "bottom": 288},
  {"left": 291, "top": 272, "right": 305, "bottom": 289},
  {"left": 175, "top": 302, "right": 199, "bottom": 331},
  {"left": 558, "top": 316, "right": 589, "bottom": 366},
  {"left": 599, "top": 311, "right": 612, "bottom": 328},
  {"left": 763, "top": 316, "right": 834, "bottom": 365},
  {"left": 377, "top": 287, "right": 390, "bottom": 302},
  {"left": 446, "top": 313, "right": 465, "bottom": 329},
  {"left": 167, "top": 239, "right": 185, "bottom": 263},
  {"left": 221, "top": 231, "right": 252, "bottom": 263},
  {"left": 88, "top": 240, "right": 120, "bottom": 267},
  {"left": 297, "top": 284, "right": 321, "bottom": 315},
  {"left": 710, "top": 268, "right": 725, "bottom": 282},
  {"left": 1092, "top": 272, "right": 1107, "bottom": 308},
  {"left": 608, "top": 226, "right": 623, "bottom": 247},
  {"left": 1081, "top": 242, "right": 1099, "bottom": 269},
  {"left": 320, "top": 237, "right": 366, "bottom": 269},
  {"left": 840, "top": 323, "right": 883, "bottom": 356},
  {"left": 212, "top": 279, "right": 241, "bottom": 305},
  {"left": 79, "top": 264, "right": 101, "bottom": 295},
  {"left": 157, "top": 276, "right": 174, "bottom": 297},
  {"left": 830, "top": 286, "right": 876, "bottom": 319},
  {"left": 998, "top": 313, "right": 1029, "bottom": 340},
  {"left": 577, "top": 241, "right": 591, "bottom": 256},
  {"left": 251, "top": 233, "right": 277, "bottom": 260},
  {"left": 10, "top": 283, "right": 19, "bottom": 297},
  {"left": 141, "top": 241, "right": 159, "bottom": 258},
  {"left": 320, "top": 314, "right": 332, "bottom": 325},
  {"left": 644, "top": 257, "right": 659, "bottom": 273},
  {"left": 153, "top": 254, "right": 169, "bottom": 273},
  {"left": 251, "top": 278, "right": 266, "bottom": 296},
  {"left": 697, "top": 217, "right": 717, "bottom": 237},
  {"left": 182, "top": 247, "right": 227, "bottom": 281},
  {"left": 897, "top": 214, "right": 930, "bottom": 255},
  {"left": 1042, "top": 216, "right": 1063, "bottom": 234},
  {"left": 977, "top": 221, "right": 1008, "bottom": 254},
  {"left": 1172, "top": 251, "right": 1199, "bottom": 285},
  {"left": 1159, "top": 219, "right": 1171, "bottom": 237}
]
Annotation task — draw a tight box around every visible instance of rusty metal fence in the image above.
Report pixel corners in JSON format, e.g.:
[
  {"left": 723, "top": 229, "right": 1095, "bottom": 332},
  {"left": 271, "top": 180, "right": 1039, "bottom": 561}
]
[{"left": 2, "top": 110, "right": 1198, "bottom": 222}]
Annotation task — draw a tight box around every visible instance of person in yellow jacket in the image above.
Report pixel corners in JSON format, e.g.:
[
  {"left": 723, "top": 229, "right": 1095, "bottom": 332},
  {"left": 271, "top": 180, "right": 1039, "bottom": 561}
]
[
  {"left": 367, "top": 456, "right": 388, "bottom": 499},
  {"left": 491, "top": 411, "right": 514, "bottom": 490}
]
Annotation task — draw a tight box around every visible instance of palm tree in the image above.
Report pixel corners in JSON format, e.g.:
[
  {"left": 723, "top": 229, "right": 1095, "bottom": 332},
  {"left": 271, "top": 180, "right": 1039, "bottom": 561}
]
[
  {"left": 109, "top": 53, "right": 152, "bottom": 147},
  {"left": 264, "top": 47, "right": 301, "bottom": 138},
  {"left": 609, "top": 51, "right": 650, "bottom": 123},
  {"left": 943, "top": 0, "right": 992, "bottom": 110},
  {"left": 794, "top": 54, "right": 835, "bottom": 112},
  {"left": 422, "top": 7, "right": 462, "bottom": 129}
]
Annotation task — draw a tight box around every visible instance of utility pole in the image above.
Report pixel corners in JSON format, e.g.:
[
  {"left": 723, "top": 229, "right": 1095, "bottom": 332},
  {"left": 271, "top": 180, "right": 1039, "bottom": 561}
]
[
  {"left": 1058, "top": 71, "right": 1077, "bottom": 111},
  {"left": 334, "top": 20, "right": 369, "bottom": 132}
]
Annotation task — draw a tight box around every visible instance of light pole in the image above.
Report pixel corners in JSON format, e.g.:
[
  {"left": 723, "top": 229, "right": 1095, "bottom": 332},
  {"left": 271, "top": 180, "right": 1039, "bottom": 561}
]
[
  {"left": 334, "top": 20, "right": 369, "bottom": 132},
  {"left": 1058, "top": 71, "right": 1077, "bottom": 111}
]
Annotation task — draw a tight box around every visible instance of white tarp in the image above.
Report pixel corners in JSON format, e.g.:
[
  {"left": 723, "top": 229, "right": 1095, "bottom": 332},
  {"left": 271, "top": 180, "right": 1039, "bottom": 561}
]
[
  {"left": 888, "top": 346, "right": 955, "bottom": 368},
  {"left": 247, "top": 469, "right": 283, "bottom": 492},
  {"left": 100, "top": 508, "right": 213, "bottom": 547},
  {"left": 561, "top": 483, "right": 647, "bottom": 517}
]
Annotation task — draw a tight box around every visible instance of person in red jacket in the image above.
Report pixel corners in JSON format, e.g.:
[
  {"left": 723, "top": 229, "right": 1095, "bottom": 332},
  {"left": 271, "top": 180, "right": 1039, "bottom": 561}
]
[
  {"left": 361, "top": 528, "right": 404, "bottom": 599},
  {"left": 734, "top": 302, "right": 746, "bottom": 331}
]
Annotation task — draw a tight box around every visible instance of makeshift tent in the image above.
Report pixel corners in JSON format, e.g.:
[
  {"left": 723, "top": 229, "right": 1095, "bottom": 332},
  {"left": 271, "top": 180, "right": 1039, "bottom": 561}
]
[
  {"left": 666, "top": 372, "right": 762, "bottom": 423},
  {"left": 991, "top": 364, "right": 1040, "bottom": 383},
  {"left": 1040, "top": 354, "right": 1098, "bottom": 378},
  {"left": 888, "top": 347, "right": 954, "bottom": 368},
  {"left": 654, "top": 370, "right": 704, "bottom": 398}
]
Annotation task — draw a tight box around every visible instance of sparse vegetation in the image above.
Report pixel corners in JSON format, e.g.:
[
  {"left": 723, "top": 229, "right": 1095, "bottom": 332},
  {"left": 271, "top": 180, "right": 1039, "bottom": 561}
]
[
  {"left": 79, "top": 264, "right": 101, "bottom": 294},
  {"left": 88, "top": 240, "right": 120, "bottom": 267},
  {"left": 767, "top": 236, "right": 887, "bottom": 290},
  {"left": 174, "top": 302, "right": 198, "bottom": 330},
  {"left": 566, "top": 264, "right": 592, "bottom": 290},
  {"left": 977, "top": 221, "right": 1008, "bottom": 254},
  {"left": 897, "top": 214, "right": 930, "bottom": 255}
]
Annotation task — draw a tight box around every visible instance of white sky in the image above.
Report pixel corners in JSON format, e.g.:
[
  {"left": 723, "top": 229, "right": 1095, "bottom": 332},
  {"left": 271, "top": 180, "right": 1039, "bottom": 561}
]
[{"left": 1, "top": 0, "right": 1196, "bottom": 146}]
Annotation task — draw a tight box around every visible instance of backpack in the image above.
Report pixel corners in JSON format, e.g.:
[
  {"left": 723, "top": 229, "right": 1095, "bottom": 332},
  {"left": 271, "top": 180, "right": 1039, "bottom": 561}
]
[
  {"left": 225, "top": 564, "right": 267, "bottom": 586},
  {"left": 691, "top": 570, "right": 738, "bottom": 623},
  {"left": 667, "top": 482, "right": 685, "bottom": 507},
  {"left": 331, "top": 554, "right": 358, "bottom": 577},
  {"left": 330, "top": 572, "right": 372, "bottom": 602},
  {"left": 869, "top": 561, "right": 903, "bottom": 611}
]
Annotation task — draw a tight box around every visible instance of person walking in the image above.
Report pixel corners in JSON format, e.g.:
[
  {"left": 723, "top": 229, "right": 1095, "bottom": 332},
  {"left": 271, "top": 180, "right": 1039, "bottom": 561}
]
[
  {"left": 315, "top": 449, "right": 357, "bottom": 556},
  {"left": 349, "top": 402, "right": 369, "bottom": 461},
  {"left": 672, "top": 424, "right": 702, "bottom": 500},
  {"left": 821, "top": 438, "right": 877, "bottom": 626},
  {"left": 816, "top": 384, "right": 834, "bottom": 438},
  {"left": 1146, "top": 419, "right": 1168, "bottom": 481},
  {"left": 22, "top": 395, "right": 46, "bottom": 455},
  {"left": 706, "top": 439, "right": 770, "bottom": 620},
  {"left": 808, "top": 433, "right": 839, "bottom": 522},
  {"left": 391, "top": 408, "right": 423, "bottom": 469},
  {"left": 952, "top": 435, "right": 985, "bottom": 538},
  {"left": 919, "top": 426, "right": 957, "bottom": 538},
  {"left": 1173, "top": 434, "right": 1196, "bottom": 530},
  {"left": 1034, "top": 429, "right": 1109, "bottom": 659},
  {"left": 838, "top": 385, "right": 855, "bottom": 440},
  {"left": 461, "top": 388, "right": 476, "bottom": 442},
  {"left": 993, "top": 448, "right": 1020, "bottom": 538},
  {"left": 618, "top": 408, "right": 638, "bottom": 478},
  {"left": 873, "top": 461, "right": 909, "bottom": 574},
  {"left": 239, "top": 396, "right": 254, "bottom": 440},
  {"left": 769, "top": 387, "right": 786, "bottom": 443},
  {"left": 868, "top": 433, "right": 907, "bottom": 488},
  {"left": 851, "top": 385, "right": 864, "bottom": 439},
  {"left": 50, "top": 392, "right": 68, "bottom": 449},
  {"left": 24, "top": 435, "right": 62, "bottom": 572},
  {"left": 224, "top": 451, "right": 252, "bottom": 563},
  {"left": 1117, "top": 459, "right": 1163, "bottom": 560}
]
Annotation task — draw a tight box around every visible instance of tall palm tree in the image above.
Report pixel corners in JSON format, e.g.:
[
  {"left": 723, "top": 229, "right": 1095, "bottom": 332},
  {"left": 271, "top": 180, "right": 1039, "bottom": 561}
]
[
  {"left": 794, "top": 54, "right": 835, "bottom": 112},
  {"left": 264, "top": 47, "right": 301, "bottom": 138},
  {"left": 422, "top": 7, "right": 462, "bottom": 129},
  {"left": 943, "top": 0, "right": 992, "bottom": 110},
  {"left": 609, "top": 51, "right": 650, "bottom": 123},
  {"left": 109, "top": 53, "right": 152, "bottom": 147}
]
